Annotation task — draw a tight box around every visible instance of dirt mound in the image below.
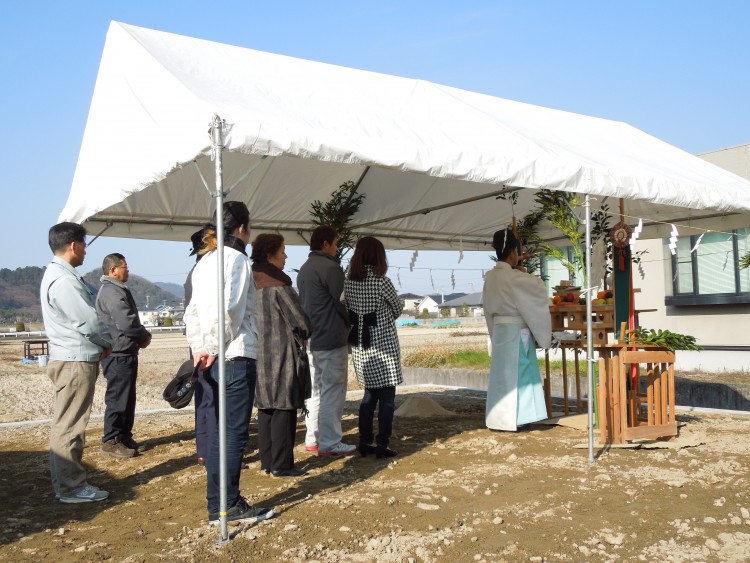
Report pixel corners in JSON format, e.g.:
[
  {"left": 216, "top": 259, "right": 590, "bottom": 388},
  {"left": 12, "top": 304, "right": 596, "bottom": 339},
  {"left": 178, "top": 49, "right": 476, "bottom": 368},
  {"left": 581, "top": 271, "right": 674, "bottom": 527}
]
[{"left": 394, "top": 395, "right": 455, "bottom": 417}]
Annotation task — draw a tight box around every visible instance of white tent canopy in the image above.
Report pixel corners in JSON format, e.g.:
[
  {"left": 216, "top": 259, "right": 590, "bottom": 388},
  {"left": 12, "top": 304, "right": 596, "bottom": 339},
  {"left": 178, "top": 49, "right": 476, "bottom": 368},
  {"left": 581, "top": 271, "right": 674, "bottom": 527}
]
[{"left": 62, "top": 21, "right": 750, "bottom": 249}]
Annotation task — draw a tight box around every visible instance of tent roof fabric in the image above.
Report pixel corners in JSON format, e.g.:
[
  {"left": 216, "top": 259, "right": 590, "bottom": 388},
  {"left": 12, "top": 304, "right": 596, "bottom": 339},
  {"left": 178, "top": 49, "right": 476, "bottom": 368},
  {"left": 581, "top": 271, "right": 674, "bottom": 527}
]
[{"left": 61, "top": 21, "right": 750, "bottom": 250}]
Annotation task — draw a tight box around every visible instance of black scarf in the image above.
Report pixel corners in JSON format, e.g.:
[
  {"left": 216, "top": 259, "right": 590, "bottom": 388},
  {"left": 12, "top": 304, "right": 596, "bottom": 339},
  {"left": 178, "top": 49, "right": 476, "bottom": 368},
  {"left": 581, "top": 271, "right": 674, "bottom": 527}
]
[{"left": 224, "top": 234, "right": 247, "bottom": 256}]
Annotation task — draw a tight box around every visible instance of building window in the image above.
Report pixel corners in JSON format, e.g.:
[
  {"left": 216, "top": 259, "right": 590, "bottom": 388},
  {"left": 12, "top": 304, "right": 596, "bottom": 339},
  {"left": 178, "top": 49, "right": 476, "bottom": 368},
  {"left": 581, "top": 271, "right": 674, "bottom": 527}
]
[{"left": 667, "top": 228, "right": 750, "bottom": 305}]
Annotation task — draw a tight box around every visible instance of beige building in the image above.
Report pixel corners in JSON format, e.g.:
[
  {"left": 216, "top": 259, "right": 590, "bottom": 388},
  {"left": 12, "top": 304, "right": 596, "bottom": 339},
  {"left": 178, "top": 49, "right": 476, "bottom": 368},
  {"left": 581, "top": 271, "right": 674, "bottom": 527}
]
[{"left": 624, "top": 143, "right": 750, "bottom": 371}]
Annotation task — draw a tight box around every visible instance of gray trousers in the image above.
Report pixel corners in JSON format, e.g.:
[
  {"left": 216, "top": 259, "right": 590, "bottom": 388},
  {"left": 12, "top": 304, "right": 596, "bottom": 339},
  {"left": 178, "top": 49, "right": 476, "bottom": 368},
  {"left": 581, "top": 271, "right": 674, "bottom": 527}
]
[
  {"left": 305, "top": 346, "right": 349, "bottom": 450},
  {"left": 47, "top": 360, "right": 99, "bottom": 496}
]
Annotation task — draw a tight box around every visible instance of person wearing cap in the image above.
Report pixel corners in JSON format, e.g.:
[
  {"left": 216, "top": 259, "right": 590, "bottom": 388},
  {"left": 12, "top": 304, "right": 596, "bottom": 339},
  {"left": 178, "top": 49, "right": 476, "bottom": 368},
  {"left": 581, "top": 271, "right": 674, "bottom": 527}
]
[
  {"left": 483, "top": 227, "right": 552, "bottom": 431},
  {"left": 184, "top": 225, "right": 216, "bottom": 464},
  {"left": 95, "top": 253, "right": 152, "bottom": 458},
  {"left": 40, "top": 222, "right": 113, "bottom": 503},
  {"left": 183, "top": 202, "right": 274, "bottom": 525}
]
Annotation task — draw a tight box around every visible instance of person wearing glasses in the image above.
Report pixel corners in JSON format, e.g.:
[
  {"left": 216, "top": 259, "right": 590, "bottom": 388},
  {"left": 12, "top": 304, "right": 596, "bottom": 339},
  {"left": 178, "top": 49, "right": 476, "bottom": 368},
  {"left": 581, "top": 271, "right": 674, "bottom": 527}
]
[
  {"left": 95, "top": 253, "right": 152, "bottom": 458},
  {"left": 40, "top": 222, "right": 113, "bottom": 503}
]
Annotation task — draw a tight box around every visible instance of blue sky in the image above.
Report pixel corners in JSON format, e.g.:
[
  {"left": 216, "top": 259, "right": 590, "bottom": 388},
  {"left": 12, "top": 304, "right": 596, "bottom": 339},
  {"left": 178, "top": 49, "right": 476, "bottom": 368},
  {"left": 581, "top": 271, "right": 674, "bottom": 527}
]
[{"left": 2, "top": 1, "right": 749, "bottom": 295}]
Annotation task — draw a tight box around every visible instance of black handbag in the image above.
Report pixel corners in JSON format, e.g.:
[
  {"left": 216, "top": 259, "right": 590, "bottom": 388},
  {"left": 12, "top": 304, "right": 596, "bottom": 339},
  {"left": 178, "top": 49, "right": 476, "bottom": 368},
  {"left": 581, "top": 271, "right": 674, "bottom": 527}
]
[
  {"left": 290, "top": 328, "right": 312, "bottom": 409},
  {"left": 163, "top": 359, "right": 199, "bottom": 409}
]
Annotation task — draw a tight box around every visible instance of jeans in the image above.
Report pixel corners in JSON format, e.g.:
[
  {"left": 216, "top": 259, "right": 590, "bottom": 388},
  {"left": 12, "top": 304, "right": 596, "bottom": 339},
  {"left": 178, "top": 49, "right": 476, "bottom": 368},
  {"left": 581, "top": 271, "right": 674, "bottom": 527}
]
[
  {"left": 305, "top": 346, "right": 349, "bottom": 450},
  {"left": 359, "top": 386, "right": 396, "bottom": 448},
  {"left": 101, "top": 355, "right": 138, "bottom": 443},
  {"left": 205, "top": 357, "right": 256, "bottom": 513},
  {"left": 194, "top": 371, "right": 217, "bottom": 460}
]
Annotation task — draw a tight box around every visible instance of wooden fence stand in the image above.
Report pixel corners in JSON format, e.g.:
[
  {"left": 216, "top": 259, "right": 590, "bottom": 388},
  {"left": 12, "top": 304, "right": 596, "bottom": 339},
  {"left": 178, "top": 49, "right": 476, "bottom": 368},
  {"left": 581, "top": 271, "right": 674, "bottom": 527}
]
[{"left": 596, "top": 328, "right": 677, "bottom": 444}]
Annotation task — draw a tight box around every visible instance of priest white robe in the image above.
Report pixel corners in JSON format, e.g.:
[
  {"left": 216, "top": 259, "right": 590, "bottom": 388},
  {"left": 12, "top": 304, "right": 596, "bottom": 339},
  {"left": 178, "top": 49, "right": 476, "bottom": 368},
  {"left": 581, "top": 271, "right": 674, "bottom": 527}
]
[{"left": 483, "top": 262, "right": 552, "bottom": 431}]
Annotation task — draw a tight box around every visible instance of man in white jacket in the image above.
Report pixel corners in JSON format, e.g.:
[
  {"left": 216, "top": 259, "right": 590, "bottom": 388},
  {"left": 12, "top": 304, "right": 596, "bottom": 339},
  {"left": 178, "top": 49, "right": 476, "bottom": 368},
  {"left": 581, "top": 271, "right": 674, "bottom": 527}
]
[{"left": 183, "top": 201, "right": 274, "bottom": 526}]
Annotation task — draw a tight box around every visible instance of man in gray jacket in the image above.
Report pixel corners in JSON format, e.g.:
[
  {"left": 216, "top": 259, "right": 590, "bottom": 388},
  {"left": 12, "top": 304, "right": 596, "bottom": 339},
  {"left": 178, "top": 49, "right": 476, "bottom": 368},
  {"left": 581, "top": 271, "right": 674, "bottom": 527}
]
[
  {"left": 297, "top": 226, "right": 356, "bottom": 456},
  {"left": 40, "top": 222, "right": 113, "bottom": 503},
  {"left": 96, "top": 253, "right": 152, "bottom": 458}
]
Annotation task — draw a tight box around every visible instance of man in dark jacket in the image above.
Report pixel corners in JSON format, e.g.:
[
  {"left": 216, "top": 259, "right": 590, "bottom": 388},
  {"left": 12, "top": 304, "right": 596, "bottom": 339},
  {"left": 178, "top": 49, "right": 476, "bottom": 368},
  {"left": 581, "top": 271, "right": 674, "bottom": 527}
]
[
  {"left": 96, "top": 253, "right": 152, "bottom": 458},
  {"left": 297, "top": 226, "right": 356, "bottom": 456}
]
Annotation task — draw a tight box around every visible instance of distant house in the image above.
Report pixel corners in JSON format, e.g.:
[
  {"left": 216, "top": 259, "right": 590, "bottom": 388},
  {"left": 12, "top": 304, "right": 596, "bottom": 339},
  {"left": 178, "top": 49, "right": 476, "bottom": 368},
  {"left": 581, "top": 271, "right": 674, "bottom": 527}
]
[
  {"left": 138, "top": 309, "right": 160, "bottom": 327},
  {"left": 438, "top": 292, "right": 484, "bottom": 317},
  {"left": 415, "top": 293, "right": 467, "bottom": 317},
  {"left": 399, "top": 293, "right": 422, "bottom": 314},
  {"left": 425, "top": 293, "right": 466, "bottom": 305},
  {"left": 416, "top": 296, "right": 440, "bottom": 316},
  {"left": 139, "top": 305, "right": 185, "bottom": 327}
]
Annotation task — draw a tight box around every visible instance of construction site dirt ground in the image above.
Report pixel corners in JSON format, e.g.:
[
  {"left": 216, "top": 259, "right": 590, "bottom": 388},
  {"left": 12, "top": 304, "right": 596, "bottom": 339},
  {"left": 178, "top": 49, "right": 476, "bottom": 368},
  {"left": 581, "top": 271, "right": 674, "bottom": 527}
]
[{"left": 1, "top": 333, "right": 750, "bottom": 562}]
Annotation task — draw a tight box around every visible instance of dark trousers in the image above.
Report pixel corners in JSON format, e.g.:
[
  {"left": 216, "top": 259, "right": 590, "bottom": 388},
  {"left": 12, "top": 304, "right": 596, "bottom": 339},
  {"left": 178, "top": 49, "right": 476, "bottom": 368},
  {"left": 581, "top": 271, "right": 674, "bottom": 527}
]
[
  {"left": 205, "top": 358, "right": 256, "bottom": 513},
  {"left": 258, "top": 409, "right": 297, "bottom": 472},
  {"left": 101, "top": 355, "right": 138, "bottom": 443},
  {"left": 194, "top": 371, "right": 216, "bottom": 460},
  {"left": 358, "top": 386, "right": 396, "bottom": 448}
]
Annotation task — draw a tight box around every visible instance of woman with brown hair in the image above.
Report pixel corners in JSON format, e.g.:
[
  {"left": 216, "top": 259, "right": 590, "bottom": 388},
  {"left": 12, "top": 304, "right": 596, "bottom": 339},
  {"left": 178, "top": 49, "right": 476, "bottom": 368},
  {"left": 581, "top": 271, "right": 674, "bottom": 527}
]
[
  {"left": 344, "top": 236, "right": 403, "bottom": 458},
  {"left": 251, "top": 233, "right": 312, "bottom": 477}
]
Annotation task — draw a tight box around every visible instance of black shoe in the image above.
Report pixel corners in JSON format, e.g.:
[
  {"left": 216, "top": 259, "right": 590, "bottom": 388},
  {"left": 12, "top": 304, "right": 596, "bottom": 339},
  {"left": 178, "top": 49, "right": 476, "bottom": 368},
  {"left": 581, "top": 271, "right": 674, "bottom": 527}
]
[
  {"left": 376, "top": 446, "right": 398, "bottom": 459},
  {"left": 121, "top": 436, "right": 146, "bottom": 453},
  {"left": 208, "top": 497, "right": 274, "bottom": 525},
  {"left": 101, "top": 437, "right": 136, "bottom": 458},
  {"left": 358, "top": 443, "right": 377, "bottom": 457},
  {"left": 270, "top": 468, "right": 306, "bottom": 478}
]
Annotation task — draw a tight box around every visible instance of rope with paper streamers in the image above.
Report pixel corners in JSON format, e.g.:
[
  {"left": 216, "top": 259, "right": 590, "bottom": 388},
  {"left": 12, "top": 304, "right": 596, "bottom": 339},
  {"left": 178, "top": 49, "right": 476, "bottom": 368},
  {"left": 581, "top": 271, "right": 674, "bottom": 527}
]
[
  {"left": 594, "top": 207, "right": 742, "bottom": 242},
  {"left": 630, "top": 218, "right": 645, "bottom": 279},
  {"left": 668, "top": 224, "right": 679, "bottom": 255},
  {"left": 629, "top": 218, "right": 643, "bottom": 251},
  {"left": 376, "top": 209, "right": 746, "bottom": 293},
  {"left": 690, "top": 233, "right": 705, "bottom": 254}
]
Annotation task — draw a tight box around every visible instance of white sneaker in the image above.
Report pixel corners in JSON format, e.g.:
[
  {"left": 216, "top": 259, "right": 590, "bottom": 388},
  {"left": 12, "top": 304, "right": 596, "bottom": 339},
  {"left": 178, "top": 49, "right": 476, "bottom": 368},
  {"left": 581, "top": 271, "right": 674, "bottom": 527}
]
[
  {"left": 58, "top": 484, "right": 109, "bottom": 504},
  {"left": 318, "top": 442, "right": 357, "bottom": 457}
]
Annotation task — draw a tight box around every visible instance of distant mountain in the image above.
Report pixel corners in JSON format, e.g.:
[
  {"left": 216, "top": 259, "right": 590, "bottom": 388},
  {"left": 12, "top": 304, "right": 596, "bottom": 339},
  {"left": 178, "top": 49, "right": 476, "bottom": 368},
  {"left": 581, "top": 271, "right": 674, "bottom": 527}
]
[
  {"left": 155, "top": 282, "right": 185, "bottom": 299},
  {"left": 0, "top": 266, "right": 181, "bottom": 323},
  {"left": 0, "top": 267, "right": 43, "bottom": 322}
]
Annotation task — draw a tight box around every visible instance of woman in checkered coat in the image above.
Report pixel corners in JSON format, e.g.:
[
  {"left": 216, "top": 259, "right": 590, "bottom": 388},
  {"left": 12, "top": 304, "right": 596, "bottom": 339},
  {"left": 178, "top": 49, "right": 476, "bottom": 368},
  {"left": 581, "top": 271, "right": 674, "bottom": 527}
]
[{"left": 344, "top": 236, "right": 404, "bottom": 459}]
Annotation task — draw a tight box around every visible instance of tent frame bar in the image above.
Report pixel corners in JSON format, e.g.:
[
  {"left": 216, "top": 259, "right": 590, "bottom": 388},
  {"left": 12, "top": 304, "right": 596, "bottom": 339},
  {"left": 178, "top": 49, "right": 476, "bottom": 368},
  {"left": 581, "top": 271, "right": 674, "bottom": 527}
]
[
  {"left": 354, "top": 186, "right": 522, "bottom": 229},
  {"left": 210, "top": 115, "right": 231, "bottom": 544},
  {"left": 584, "top": 195, "right": 595, "bottom": 463}
]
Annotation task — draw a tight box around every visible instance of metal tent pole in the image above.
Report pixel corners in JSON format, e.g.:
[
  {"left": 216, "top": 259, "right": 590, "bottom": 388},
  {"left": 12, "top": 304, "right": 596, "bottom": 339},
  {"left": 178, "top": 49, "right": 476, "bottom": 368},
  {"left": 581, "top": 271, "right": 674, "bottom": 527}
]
[
  {"left": 210, "top": 115, "right": 230, "bottom": 543},
  {"left": 584, "top": 194, "right": 595, "bottom": 464}
]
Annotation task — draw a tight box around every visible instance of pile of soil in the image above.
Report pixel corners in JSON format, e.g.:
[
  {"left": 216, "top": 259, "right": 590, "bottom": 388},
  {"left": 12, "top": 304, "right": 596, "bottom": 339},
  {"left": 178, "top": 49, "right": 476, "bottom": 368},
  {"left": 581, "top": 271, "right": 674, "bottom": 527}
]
[{"left": 395, "top": 395, "right": 455, "bottom": 418}]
